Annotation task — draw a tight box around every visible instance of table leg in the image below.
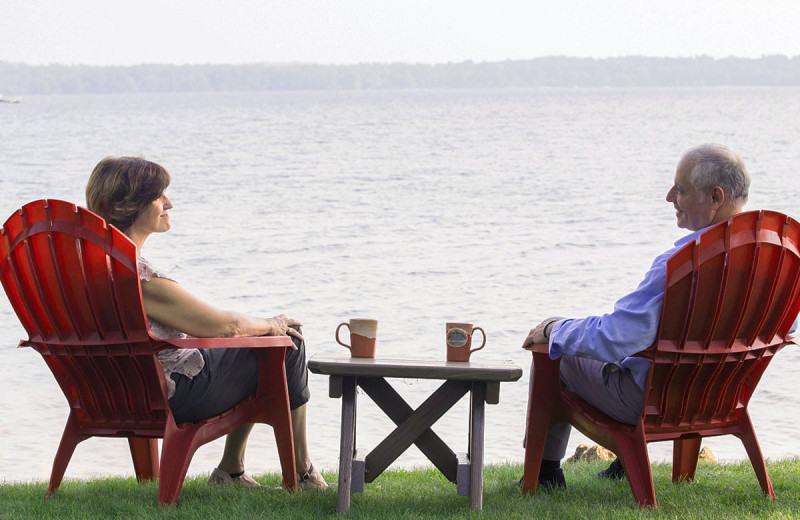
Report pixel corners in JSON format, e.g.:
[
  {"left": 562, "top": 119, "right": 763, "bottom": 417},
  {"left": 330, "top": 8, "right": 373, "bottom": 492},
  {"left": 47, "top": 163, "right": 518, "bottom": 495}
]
[
  {"left": 469, "top": 382, "right": 486, "bottom": 510},
  {"left": 364, "top": 379, "right": 469, "bottom": 482},
  {"left": 359, "top": 377, "right": 459, "bottom": 482},
  {"left": 337, "top": 376, "right": 357, "bottom": 514}
]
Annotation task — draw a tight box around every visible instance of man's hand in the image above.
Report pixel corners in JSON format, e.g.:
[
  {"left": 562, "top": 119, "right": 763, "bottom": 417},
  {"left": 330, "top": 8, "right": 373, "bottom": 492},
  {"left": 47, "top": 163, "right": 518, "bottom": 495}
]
[{"left": 521, "top": 317, "right": 563, "bottom": 350}]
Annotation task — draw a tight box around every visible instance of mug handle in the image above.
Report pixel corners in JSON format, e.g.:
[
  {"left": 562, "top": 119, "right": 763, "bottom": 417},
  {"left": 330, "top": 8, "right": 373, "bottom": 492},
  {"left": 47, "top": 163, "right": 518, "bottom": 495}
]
[
  {"left": 470, "top": 326, "right": 486, "bottom": 353},
  {"left": 335, "top": 322, "right": 352, "bottom": 351}
]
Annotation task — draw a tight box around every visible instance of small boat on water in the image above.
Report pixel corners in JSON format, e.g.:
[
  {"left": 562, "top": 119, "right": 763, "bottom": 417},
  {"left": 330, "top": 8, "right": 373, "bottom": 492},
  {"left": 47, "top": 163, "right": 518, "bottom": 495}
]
[{"left": 0, "top": 94, "right": 21, "bottom": 104}]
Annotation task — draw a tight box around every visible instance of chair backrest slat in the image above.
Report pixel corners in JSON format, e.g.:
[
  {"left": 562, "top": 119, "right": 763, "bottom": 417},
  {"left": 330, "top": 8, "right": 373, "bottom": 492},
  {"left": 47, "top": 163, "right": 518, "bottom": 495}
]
[
  {"left": 641, "top": 210, "right": 800, "bottom": 433},
  {"left": 1, "top": 200, "right": 167, "bottom": 432}
]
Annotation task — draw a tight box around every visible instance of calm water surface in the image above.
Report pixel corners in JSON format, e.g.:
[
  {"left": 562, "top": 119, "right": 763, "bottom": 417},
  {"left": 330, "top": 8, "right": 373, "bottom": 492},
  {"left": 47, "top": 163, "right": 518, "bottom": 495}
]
[{"left": 1, "top": 87, "right": 799, "bottom": 482}]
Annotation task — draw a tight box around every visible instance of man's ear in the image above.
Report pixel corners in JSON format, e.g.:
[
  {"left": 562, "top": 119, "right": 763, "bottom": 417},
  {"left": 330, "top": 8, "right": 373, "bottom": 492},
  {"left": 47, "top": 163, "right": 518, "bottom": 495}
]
[{"left": 710, "top": 186, "right": 725, "bottom": 208}]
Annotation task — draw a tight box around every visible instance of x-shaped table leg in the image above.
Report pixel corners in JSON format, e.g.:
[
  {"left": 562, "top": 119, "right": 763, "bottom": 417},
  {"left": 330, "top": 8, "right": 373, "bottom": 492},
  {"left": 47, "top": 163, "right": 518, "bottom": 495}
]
[
  {"left": 334, "top": 375, "right": 489, "bottom": 513},
  {"left": 360, "top": 377, "right": 470, "bottom": 482}
]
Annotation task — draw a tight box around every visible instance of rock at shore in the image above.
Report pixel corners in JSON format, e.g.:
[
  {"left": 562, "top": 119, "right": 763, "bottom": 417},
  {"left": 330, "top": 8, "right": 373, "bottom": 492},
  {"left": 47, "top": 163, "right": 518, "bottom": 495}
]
[
  {"left": 564, "top": 443, "right": 718, "bottom": 465},
  {"left": 566, "top": 444, "right": 616, "bottom": 463},
  {"left": 699, "top": 446, "right": 717, "bottom": 464}
]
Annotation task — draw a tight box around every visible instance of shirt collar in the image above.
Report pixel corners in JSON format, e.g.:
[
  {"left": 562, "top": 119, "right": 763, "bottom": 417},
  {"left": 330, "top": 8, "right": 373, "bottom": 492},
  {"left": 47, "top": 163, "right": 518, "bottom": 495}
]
[{"left": 674, "top": 225, "right": 712, "bottom": 248}]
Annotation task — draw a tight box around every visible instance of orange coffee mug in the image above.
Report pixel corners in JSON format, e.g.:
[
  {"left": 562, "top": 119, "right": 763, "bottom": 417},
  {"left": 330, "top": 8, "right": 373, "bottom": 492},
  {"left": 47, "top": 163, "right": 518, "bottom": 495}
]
[
  {"left": 445, "top": 322, "right": 486, "bottom": 362},
  {"left": 336, "top": 318, "right": 378, "bottom": 358}
]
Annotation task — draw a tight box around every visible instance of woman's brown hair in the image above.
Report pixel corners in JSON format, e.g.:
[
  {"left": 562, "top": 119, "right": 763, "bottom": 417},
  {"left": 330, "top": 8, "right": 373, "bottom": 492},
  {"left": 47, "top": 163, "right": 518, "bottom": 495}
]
[{"left": 86, "top": 157, "right": 170, "bottom": 231}]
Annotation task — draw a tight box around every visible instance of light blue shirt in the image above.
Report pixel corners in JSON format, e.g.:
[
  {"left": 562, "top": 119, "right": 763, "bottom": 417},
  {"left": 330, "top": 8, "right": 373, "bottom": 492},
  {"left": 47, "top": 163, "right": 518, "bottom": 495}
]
[{"left": 548, "top": 227, "right": 798, "bottom": 389}]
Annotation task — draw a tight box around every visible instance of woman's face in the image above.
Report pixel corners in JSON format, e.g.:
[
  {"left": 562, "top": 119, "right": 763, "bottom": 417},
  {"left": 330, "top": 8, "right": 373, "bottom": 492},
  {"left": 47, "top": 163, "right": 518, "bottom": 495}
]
[{"left": 130, "top": 192, "right": 173, "bottom": 236}]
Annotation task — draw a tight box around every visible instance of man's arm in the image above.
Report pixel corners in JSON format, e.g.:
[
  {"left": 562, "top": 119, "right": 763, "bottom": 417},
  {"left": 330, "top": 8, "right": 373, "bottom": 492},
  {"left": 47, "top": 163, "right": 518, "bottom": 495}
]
[{"left": 547, "top": 249, "right": 671, "bottom": 363}]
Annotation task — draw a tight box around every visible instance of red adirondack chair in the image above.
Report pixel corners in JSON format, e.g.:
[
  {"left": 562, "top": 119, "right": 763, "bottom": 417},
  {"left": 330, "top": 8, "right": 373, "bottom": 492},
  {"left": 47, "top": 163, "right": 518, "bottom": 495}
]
[
  {"left": 0, "top": 199, "right": 298, "bottom": 505},
  {"left": 522, "top": 210, "right": 800, "bottom": 507}
]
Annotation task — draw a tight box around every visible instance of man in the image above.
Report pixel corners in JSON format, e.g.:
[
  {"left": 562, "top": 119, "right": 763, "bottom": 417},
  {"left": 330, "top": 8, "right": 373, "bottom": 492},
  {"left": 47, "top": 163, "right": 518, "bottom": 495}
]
[{"left": 521, "top": 143, "right": 751, "bottom": 488}]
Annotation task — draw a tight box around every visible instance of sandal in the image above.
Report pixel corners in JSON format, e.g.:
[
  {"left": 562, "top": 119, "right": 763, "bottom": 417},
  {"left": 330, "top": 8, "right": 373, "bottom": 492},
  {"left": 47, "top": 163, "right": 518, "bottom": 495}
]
[
  {"left": 297, "top": 463, "right": 329, "bottom": 490},
  {"left": 208, "top": 467, "right": 262, "bottom": 489}
]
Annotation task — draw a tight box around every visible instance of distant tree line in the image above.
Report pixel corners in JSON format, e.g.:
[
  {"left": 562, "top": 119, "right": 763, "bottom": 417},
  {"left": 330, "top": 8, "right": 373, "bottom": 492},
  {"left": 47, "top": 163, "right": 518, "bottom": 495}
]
[{"left": 2, "top": 55, "right": 800, "bottom": 95}]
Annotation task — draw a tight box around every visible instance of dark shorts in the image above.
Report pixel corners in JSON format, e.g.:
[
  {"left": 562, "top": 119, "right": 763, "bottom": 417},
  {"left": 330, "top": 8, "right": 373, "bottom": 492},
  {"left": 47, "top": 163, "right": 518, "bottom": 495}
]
[{"left": 168, "top": 326, "right": 311, "bottom": 423}]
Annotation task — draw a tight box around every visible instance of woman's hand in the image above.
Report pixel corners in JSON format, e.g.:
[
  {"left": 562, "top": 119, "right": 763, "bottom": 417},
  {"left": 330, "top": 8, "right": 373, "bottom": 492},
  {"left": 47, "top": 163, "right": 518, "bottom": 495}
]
[{"left": 267, "top": 314, "right": 304, "bottom": 344}]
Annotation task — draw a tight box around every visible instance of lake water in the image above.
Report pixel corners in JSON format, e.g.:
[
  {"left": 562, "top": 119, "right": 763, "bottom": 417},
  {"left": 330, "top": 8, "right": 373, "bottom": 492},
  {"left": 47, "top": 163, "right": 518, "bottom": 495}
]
[{"left": 1, "top": 87, "right": 799, "bottom": 483}]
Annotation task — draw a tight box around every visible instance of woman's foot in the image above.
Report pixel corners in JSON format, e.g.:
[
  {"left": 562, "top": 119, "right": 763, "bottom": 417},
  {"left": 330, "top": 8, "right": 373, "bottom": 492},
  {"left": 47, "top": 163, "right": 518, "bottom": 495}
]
[
  {"left": 208, "top": 467, "right": 262, "bottom": 489},
  {"left": 297, "top": 463, "right": 329, "bottom": 490}
]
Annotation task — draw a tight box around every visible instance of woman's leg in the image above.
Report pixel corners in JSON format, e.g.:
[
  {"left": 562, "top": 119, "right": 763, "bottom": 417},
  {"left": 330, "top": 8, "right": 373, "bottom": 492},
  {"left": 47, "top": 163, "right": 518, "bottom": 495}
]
[
  {"left": 216, "top": 423, "right": 254, "bottom": 475},
  {"left": 211, "top": 326, "right": 318, "bottom": 481},
  {"left": 291, "top": 405, "right": 310, "bottom": 472},
  {"left": 172, "top": 327, "right": 326, "bottom": 487},
  {"left": 291, "top": 404, "right": 327, "bottom": 488},
  {"left": 285, "top": 327, "right": 328, "bottom": 488},
  {"left": 167, "top": 348, "right": 262, "bottom": 486}
]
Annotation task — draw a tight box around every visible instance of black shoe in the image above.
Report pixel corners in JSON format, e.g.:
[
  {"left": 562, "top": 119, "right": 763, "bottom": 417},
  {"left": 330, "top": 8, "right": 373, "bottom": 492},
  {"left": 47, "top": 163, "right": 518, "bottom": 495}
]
[
  {"left": 538, "top": 467, "right": 567, "bottom": 489},
  {"left": 597, "top": 458, "right": 625, "bottom": 480},
  {"left": 512, "top": 467, "right": 567, "bottom": 490}
]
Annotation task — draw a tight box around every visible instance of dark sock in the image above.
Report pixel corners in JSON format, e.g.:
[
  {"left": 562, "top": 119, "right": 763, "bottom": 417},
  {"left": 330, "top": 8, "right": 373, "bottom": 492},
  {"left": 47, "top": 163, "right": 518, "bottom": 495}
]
[
  {"left": 538, "top": 459, "right": 567, "bottom": 489},
  {"left": 229, "top": 470, "right": 245, "bottom": 479},
  {"left": 540, "top": 459, "right": 560, "bottom": 472}
]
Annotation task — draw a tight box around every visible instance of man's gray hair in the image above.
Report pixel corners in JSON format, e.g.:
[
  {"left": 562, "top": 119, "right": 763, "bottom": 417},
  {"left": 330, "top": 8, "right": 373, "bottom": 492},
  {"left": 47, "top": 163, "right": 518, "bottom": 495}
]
[{"left": 682, "top": 144, "right": 750, "bottom": 203}]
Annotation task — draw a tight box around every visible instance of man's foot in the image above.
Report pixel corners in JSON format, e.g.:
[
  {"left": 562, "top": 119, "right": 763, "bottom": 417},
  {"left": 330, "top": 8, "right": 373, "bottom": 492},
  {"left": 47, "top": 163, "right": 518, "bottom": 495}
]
[
  {"left": 597, "top": 458, "right": 626, "bottom": 480},
  {"left": 537, "top": 467, "right": 567, "bottom": 489},
  {"left": 208, "top": 467, "right": 262, "bottom": 489},
  {"left": 297, "top": 463, "right": 329, "bottom": 490},
  {"left": 512, "top": 467, "right": 567, "bottom": 490}
]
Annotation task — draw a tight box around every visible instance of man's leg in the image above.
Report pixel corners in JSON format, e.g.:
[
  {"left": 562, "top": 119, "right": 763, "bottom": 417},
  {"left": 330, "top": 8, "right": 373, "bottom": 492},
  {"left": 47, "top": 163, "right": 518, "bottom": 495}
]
[
  {"left": 533, "top": 355, "right": 643, "bottom": 486},
  {"left": 559, "top": 355, "right": 643, "bottom": 425}
]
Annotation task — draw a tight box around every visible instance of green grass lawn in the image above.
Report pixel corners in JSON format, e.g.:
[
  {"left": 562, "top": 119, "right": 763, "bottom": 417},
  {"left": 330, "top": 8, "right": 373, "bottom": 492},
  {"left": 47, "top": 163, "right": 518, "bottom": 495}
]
[{"left": 2, "top": 459, "right": 800, "bottom": 519}]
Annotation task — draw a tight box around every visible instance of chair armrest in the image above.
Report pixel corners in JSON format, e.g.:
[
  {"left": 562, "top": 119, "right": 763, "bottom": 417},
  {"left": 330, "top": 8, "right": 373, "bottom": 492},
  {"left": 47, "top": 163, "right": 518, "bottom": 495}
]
[
  {"left": 523, "top": 341, "right": 551, "bottom": 354},
  {"left": 527, "top": 342, "right": 560, "bottom": 394},
  {"left": 160, "top": 336, "right": 294, "bottom": 350}
]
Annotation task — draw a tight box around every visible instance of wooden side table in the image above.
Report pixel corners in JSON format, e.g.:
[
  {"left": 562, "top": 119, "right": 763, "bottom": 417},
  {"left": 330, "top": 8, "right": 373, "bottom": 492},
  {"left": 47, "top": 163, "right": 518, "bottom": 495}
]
[{"left": 308, "top": 354, "right": 523, "bottom": 513}]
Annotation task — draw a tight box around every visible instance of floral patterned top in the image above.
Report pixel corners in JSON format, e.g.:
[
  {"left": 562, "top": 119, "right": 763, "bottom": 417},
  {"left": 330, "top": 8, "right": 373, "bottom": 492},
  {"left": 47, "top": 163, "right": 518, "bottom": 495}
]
[{"left": 138, "top": 257, "right": 205, "bottom": 398}]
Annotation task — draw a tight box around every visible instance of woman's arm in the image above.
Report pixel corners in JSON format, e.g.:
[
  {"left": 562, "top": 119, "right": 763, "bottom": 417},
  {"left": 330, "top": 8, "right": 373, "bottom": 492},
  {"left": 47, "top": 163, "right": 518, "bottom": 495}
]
[{"left": 140, "top": 275, "right": 302, "bottom": 340}]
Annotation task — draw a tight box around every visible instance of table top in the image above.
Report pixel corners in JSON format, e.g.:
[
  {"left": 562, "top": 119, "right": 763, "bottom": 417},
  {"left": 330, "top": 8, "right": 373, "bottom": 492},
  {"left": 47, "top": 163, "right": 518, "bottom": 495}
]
[{"left": 308, "top": 353, "right": 523, "bottom": 382}]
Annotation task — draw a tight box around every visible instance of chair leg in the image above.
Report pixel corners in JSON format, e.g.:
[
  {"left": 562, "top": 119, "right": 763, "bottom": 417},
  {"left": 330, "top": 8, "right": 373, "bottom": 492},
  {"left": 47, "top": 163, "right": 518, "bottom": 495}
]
[
  {"left": 259, "top": 349, "right": 297, "bottom": 490},
  {"left": 158, "top": 424, "right": 200, "bottom": 506},
  {"left": 48, "top": 412, "right": 84, "bottom": 497},
  {"left": 522, "top": 352, "right": 560, "bottom": 494},
  {"left": 128, "top": 437, "right": 159, "bottom": 482},
  {"left": 273, "top": 408, "right": 297, "bottom": 491},
  {"left": 521, "top": 409, "right": 547, "bottom": 493},
  {"left": 672, "top": 437, "right": 702, "bottom": 483},
  {"left": 737, "top": 411, "right": 775, "bottom": 499},
  {"left": 616, "top": 432, "right": 657, "bottom": 508}
]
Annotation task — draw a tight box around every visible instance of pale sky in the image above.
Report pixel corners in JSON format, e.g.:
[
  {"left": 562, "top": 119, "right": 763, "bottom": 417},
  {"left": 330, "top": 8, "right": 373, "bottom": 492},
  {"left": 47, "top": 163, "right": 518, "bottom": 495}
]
[{"left": 1, "top": 0, "right": 799, "bottom": 66}]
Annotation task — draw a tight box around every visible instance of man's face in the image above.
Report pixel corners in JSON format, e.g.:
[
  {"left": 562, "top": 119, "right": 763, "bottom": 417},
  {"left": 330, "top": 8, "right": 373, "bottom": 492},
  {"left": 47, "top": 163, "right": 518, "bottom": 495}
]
[{"left": 665, "top": 159, "right": 716, "bottom": 231}]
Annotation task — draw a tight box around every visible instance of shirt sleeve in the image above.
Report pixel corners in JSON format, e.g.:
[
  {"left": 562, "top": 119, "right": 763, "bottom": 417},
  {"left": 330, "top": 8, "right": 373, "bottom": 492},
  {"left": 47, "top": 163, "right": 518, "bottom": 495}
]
[
  {"left": 138, "top": 257, "right": 176, "bottom": 283},
  {"left": 138, "top": 257, "right": 156, "bottom": 282},
  {"left": 548, "top": 249, "right": 672, "bottom": 363}
]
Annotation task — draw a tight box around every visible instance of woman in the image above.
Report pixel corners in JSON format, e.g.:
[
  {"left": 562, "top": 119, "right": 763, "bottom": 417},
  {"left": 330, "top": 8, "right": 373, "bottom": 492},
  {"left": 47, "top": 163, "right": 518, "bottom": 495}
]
[{"left": 85, "top": 156, "right": 328, "bottom": 490}]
